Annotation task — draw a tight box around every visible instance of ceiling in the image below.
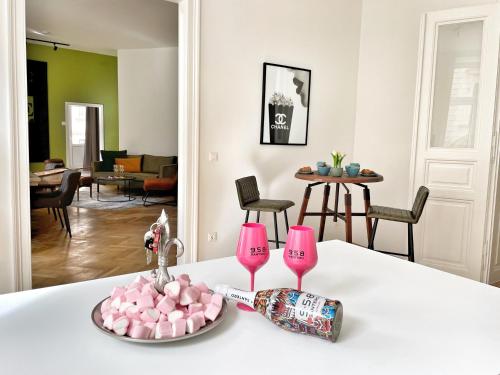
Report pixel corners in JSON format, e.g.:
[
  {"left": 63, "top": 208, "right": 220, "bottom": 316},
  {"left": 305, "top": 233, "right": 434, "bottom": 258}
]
[{"left": 26, "top": 0, "right": 178, "bottom": 56}]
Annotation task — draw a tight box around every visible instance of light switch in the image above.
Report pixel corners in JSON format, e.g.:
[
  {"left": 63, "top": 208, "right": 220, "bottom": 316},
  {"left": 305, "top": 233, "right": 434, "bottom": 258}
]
[{"left": 208, "top": 152, "right": 218, "bottom": 162}]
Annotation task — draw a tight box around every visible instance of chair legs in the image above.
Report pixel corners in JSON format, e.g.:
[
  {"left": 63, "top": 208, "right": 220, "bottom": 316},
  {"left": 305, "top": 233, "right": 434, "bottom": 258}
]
[
  {"left": 284, "top": 210, "right": 289, "bottom": 233},
  {"left": 368, "top": 218, "right": 378, "bottom": 250},
  {"left": 245, "top": 210, "right": 250, "bottom": 223},
  {"left": 52, "top": 207, "right": 58, "bottom": 221},
  {"left": 368, "top": 219, "right": 415, "bottom": 262},
  {"left": 256, "top": 211, "right": 260, "bottom": 223},
  {"left": 273, "top": 212, "right": 279, "bottom": 249},
  {"left": 57, "top": 208, "right": 64, "bottom": 229},
  {"left": 62, "top": 206, "right": 72, "bottom": 238},
  {"left": 408, "top": 224, "right": 414, "bottom": 262}
]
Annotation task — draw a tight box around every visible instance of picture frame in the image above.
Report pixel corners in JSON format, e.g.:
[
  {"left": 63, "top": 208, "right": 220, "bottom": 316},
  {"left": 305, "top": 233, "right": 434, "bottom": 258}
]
[{"left": 260, "top": 62, "right": 311, "bottom": 146}]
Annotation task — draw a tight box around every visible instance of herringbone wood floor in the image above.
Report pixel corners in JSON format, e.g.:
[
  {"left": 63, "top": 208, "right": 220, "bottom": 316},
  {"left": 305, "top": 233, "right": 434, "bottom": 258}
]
[{"left": 31, "top": 189, "right": 177, "bottom": 289}]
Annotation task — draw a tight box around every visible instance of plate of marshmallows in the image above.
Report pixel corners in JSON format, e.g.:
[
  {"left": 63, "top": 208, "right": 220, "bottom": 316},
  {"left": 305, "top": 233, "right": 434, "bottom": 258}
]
[{"left": 91, "top": 273, "right": 227, "bottom": 343}]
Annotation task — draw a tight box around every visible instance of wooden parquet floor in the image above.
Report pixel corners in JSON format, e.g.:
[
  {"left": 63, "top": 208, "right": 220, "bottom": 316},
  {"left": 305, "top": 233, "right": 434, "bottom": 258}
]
[{"left": 31, "top": 187, "right": 177, "bottom": 289}]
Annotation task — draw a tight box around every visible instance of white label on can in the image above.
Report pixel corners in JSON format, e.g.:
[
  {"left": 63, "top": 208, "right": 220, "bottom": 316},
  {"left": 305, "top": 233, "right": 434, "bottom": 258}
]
[{"left": 295, "top": 293, "right": 326, "bottom": 322}]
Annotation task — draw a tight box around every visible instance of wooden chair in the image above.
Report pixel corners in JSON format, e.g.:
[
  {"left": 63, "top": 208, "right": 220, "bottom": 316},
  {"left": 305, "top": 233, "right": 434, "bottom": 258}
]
[
  {"left": 235, "top": 176, "right": 294, "bottom": 248},
  {"left": 77, "top": 176, "right": 93, "bottom": 201},
  {"left": 31, "top": 170, "right": 81, "bottom": 237},
  {"left": 367, "top": 186, "right": 429, "bottom": 262}
]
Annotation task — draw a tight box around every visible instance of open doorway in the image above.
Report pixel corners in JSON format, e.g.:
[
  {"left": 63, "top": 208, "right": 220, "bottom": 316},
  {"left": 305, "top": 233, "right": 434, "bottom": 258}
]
[
  {"left": 65, "top": 102, "right": 104, "bottom": 169},
  {"left": 1, "top": 0, "right": 199, "bottom": 292},
  {"left": 27, "top": 0, "right": 181, "bottom": 288}
]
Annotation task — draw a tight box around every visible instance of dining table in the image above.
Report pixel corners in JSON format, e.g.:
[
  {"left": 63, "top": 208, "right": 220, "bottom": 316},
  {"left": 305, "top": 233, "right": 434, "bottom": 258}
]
[
  {"left": 30, "top": 168, "right": 67, "bottom": 188},
  {"left": 1, "top": 240, "right": 499, "bottom": 374},
  {"left": 295, "top": 171, "right": 384, "bottom": 244}
]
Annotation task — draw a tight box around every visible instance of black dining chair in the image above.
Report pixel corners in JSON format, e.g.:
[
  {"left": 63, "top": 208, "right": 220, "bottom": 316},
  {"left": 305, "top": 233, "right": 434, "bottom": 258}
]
[
  {"left": 367, "top": 186, "right": 429, "bottom": 262},
  {"left": 31, "top": 170, "right": 81, "bottom": 237},
  {"left": 235, "top": 176, "right": 294, "bottom": 248}
]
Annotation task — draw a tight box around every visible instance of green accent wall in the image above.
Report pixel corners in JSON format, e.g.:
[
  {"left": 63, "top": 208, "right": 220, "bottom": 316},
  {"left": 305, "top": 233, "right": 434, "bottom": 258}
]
[{"left": 27, "top": 43, "right": 118, "bottom": 171}]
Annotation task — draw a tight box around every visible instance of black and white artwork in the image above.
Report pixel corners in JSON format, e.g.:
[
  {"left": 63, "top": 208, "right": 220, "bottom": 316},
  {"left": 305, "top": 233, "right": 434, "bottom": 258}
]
[{"left": 260, "top": 63, "right": 311, "bottom": 145}]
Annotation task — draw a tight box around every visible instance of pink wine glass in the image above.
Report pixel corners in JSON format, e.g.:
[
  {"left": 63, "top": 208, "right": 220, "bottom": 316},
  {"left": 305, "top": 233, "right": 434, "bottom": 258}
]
[
  {"left": 283, "top": 225, "right": 318, "bottom": 291},
  {"left": 236, "top": 223, "right": 270, "bottom": 311}
]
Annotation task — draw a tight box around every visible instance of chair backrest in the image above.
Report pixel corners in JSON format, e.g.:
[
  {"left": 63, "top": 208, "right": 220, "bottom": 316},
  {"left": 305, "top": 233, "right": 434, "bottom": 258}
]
[
  {"left": 235, "top": 176, "right": 260, "bottom": 208},
  {"left": 59, "top": 170, "right": 82, "bottom": 206},
  {"left": 411, "top": 186, "right": 430, "bottom": 222}
]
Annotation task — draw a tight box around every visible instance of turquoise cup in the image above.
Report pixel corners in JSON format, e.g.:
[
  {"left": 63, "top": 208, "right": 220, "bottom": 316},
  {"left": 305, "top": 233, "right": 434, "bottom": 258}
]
[
  {"left": 345, "top": 164, "right": 360, "bottom": 177},
  {"left": 318, "top": 166, "right": 331, "bottom": 176}
]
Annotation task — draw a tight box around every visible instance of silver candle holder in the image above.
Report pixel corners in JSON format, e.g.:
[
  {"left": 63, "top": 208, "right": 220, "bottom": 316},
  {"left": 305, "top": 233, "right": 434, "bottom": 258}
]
[{"left": 144, "top": 210, "right": 184, "bottom": 293}]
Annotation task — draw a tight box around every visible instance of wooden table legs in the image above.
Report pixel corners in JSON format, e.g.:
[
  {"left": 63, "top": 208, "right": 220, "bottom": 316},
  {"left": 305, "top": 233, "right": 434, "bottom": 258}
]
[
  {"left": 363, "top": 186, "right": 373, "bottom": 243},
  {"left": 296, "top": 182, "right": 373, "bottom": 245},
  {"left": 297, "top": 185, "right": 312, "bottom": 225},
  {"left": 344, "top": 190, "right": 352, "bottom": 243},
  {"left": 334, "top": 183, "right": 340, "bottom": 222},
  {"left": 318, "top": 184, "right": 331, "bottom": 242}
]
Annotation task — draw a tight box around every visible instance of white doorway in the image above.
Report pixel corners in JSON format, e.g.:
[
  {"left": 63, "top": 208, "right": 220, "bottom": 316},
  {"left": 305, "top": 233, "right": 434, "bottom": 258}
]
[
  {"left": 65, "top": 102, "right": 103, "bottom": 169},
  {"left": 410, "top": 5, "right": 500, "bottom": 281},
  {"left": 0, "top": 0, "right": 200, "bottom": 292}
]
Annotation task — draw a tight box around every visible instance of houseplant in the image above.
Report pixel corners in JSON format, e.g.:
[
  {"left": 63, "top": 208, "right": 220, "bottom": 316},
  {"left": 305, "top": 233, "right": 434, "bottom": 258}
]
[{"left": 330, "top": 151, "right": 346, "bottom": 177}]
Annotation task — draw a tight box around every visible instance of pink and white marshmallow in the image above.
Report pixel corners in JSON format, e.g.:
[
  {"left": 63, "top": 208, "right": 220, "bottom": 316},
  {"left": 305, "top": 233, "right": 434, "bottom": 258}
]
[
  {"left": 125, "top": 287, "right": 141, "bottom": 303},
  {"left": 141, "top": 283, "right": 159, "bottom": 298},
  {"left": 200, "top": 292, "right": 212, "bottom": 305},
  {"left": 168, "top": 310, "right": 185, "bottom": 323},
  {"left": 129, "top": 325, "right": 151, "bottom": 340},
  {"left": 188, "top": 303, "right": 204, "bottom": 315},
  {"left": 157, "top": 296, "right": 176, "bottom": 315},
  {"left": 164, "top": 281, "right": 181, "bottom": 300},
  {"left": 111, "top": 295, "right": 126, "bottom": 309},
  {"left": 140, "top": 308, "right": 161, "bottom": 323},
  {"left": 204, "top": 303, "right": 222, "bottom": 322},
  {"left": 176, "top": 274, "right": 191, "bottom": 283},
  {"left": 172, "top": 319, "right": 186, "bottom": 338},
  {"left": 137, "top": 294, "right": 155, "bottom": 311},
  {"left": 190, "top": 311, "right": 206, "bottom": 327},
  {"left": 110, "top": 286, "right": 126, "bottom": 300},
  {"left": 211, "top": 293, "right": 223, "bottom": 307},
  {"left": 180, "top": 287, "right": 201, "bottom": 306},
  {"left": 112, "top": 316, "right": 130, "bottom": 336},
  {"left": 125, "top": 305, "right": 141, "bottom": 320},
  {"left": 155, "top": 321, "right": 173, "bottom": 339},
  {"left": 186, "top": 317, "right": 201, "bottom": 334},
  {"left": 193, "top": 282, "right": 209, "bottom": 294}
]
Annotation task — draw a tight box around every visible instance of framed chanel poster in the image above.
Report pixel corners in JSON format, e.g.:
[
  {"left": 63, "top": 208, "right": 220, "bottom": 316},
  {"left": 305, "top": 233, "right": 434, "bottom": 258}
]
[{"left": 260, "top": 62, "right": 311, "bottom": 145}]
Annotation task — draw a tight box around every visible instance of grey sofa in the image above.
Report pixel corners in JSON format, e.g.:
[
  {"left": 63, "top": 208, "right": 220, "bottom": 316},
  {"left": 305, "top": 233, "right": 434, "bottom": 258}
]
[{"left": 92, "top": 154, "right": 177, "bottom": 189}]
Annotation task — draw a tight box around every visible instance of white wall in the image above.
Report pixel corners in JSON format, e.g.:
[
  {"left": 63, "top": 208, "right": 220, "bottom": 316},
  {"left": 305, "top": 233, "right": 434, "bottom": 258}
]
[
  {"left": 118, "top": 47, "right": 178, "bottom": 156},
  {"left": 351, "top": 0, "right": 498, "bottom": 253},
  {"left": 198, "top": 0, "right": 363, "bottom": 260}
]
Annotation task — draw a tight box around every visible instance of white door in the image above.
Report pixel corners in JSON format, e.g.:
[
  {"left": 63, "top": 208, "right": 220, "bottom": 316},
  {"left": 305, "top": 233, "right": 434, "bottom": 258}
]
[{"left": 412, "top": 5, "right": 500, "bottom": 281}]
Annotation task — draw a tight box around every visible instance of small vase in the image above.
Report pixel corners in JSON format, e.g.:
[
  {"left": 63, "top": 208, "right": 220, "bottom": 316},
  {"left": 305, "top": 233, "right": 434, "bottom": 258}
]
[{"left": 330, "top": 167, "right": 343, "bottom": 177}]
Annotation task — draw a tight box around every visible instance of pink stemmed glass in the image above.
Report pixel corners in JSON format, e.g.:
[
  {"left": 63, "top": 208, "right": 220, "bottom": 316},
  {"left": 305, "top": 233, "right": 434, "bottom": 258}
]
[
  {"left": 236, "top": 223, "right": 270, "bottom": 311},
  {"left": 283, "top": 225, "right": 318, "bottom": 291}
]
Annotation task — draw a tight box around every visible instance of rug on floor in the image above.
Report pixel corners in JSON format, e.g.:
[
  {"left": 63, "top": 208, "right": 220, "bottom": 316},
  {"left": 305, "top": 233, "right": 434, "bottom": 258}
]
[{"left": 71, "top": 185, "right": 175, "bottom": 210}]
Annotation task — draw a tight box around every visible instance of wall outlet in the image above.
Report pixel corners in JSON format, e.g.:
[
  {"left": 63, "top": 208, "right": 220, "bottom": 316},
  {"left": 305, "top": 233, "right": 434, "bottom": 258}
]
[{"left": 208, "top": 232, "right": 218, "bottom": 242}]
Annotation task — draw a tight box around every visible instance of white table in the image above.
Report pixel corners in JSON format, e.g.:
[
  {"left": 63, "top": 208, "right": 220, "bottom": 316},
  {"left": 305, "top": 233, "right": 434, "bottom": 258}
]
[{"left": 1, "top": 240, "right": 499, "bottom": 374}]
